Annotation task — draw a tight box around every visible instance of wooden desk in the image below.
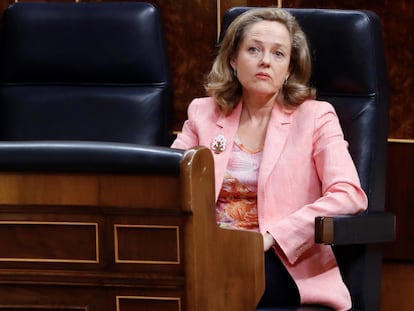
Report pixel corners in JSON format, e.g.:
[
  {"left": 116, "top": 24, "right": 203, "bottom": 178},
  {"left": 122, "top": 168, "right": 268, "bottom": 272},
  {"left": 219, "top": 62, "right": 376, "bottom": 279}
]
[{"left": 0, "top": 146, "right": 264, "bottom": 311}]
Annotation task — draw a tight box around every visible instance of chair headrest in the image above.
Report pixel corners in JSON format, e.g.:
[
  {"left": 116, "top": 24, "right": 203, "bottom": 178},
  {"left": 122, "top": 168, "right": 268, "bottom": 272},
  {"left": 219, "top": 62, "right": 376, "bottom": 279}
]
[
  {"left": 220, "top": 8, "right": 387, "bottom": 96},
  {"left": 0, "top": 2, "right": 169, "bottom": 85}
]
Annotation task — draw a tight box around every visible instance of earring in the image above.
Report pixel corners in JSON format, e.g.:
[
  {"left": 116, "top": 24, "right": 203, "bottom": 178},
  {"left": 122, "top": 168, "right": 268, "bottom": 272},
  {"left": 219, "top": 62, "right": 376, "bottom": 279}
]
[
  {"left": 284, "top": 76, "right": 288, "bottom": 86},
  {"left": 233, "top": 68, "right": 237, "bottom": 78}
]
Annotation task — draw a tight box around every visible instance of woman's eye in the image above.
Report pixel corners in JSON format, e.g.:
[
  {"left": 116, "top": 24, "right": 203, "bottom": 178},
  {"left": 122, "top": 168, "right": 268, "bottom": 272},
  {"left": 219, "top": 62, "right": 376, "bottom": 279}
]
[
  {"left": 248, "top": 46, "right": 259, "bottom": 53},
  {"left": 274, "top": 50, "right": 284, "bottom": 57}
]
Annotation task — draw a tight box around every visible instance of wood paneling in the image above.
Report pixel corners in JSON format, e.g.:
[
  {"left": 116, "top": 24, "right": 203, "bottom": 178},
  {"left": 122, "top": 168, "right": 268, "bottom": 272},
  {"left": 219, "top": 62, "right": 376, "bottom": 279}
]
[
  {"left": 0, "top": 147, "right": 265, "bottom": 310},
  {"left": 383, "top": 141, "right": 414, "bottom": 260},
  {"left": 381, "top": 261, "right": 414, "bottom": 311},
  {"left": 144, "top": 0, "right": 217, "bottom": 132}
]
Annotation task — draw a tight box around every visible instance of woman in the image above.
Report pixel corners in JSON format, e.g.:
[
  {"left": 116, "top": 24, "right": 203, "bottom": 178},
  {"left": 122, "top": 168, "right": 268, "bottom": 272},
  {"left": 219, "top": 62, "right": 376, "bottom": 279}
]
[{"left": 171, "top": 8, "right": 367, "bottom": 310}]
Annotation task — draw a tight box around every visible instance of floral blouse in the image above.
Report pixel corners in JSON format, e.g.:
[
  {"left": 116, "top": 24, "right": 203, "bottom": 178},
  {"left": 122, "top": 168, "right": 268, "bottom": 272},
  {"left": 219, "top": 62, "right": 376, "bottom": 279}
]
[{"left": 216, "top": 138, "right": 263, "bottom": 232}]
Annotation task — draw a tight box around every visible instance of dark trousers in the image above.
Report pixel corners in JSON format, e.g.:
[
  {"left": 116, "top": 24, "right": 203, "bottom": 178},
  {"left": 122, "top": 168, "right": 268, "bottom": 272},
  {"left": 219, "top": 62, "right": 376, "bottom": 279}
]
[{"left": 256, "top": 250, "right": 301, "bottom": 308}]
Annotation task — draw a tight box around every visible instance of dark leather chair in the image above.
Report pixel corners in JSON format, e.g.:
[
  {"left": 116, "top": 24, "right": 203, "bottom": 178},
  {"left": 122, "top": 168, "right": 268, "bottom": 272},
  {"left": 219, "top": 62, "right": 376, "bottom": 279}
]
[
  {"left": 0, "top": 2, "right": 172, "bottom": 147},
  {"left": 0, "top": 3, "right": 265, "bottom": 311},
  {"left": 220, "top": 7, "right": 395, "bottom": 311}
]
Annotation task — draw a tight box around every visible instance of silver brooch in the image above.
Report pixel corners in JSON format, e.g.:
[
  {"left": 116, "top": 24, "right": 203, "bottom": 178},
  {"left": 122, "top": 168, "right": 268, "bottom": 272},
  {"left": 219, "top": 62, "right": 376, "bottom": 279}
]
[{"left": 211, "top": 134, "right": 226, "bottom": 154}]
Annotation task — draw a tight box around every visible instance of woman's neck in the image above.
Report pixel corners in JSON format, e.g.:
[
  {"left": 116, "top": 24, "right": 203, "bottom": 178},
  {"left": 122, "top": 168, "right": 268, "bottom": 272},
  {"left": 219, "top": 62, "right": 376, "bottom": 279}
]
[
  {"left": 242, "top": 91, "right": 276, "bottom": 114},
  {"left": 240, "top": 93, "right": 275, "bottom": 124},
  {"left": 237, "top": 95, "right": 275, "bottom": 151}
]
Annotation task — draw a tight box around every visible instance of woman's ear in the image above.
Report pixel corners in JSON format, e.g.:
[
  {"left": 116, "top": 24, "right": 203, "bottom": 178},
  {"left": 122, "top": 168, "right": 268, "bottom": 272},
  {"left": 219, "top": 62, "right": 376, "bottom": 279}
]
[{"left": 230, "top": 57, "right": 236, "bottom": 70}]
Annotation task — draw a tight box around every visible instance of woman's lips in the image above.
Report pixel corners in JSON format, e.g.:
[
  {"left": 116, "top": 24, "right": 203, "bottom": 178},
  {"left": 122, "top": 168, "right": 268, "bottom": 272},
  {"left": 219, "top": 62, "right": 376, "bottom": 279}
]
[{"left": 255, "top": 72, "right": 271, "bottom": 79}]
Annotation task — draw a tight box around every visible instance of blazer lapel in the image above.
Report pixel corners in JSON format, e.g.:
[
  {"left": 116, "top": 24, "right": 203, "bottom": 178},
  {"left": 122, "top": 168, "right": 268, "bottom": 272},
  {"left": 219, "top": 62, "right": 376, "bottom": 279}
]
[
  {"left": 211, "top": 102, "right": 242, "bottom": 199},
  {"left": 259, "top": 104, "right": 293, "bottom": 188},
  {"left": 209, "top": 101, "right": 291, "bottom": 201}
]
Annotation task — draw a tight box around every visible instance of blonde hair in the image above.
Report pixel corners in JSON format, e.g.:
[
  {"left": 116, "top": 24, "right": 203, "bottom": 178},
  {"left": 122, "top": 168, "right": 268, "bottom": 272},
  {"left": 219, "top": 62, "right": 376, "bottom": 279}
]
[{"left": 205, "top": 8, "right": 316, "bottom": 115}]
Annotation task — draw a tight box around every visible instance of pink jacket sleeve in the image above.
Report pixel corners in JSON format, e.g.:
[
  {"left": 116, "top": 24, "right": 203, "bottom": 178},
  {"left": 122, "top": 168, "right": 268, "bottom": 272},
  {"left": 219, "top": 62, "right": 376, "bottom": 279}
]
[{"left": 268, "top": 102, "right": 368, "bottom": 265}]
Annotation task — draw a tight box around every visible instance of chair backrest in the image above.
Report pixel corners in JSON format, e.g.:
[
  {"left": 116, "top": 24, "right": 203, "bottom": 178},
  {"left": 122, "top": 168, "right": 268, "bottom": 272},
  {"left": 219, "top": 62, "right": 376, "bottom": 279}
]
[
  {"left": 220, "top": 8, "right": 389, "bottom": 310},
  {"left": 0, "top": 2, "right": 172, "bottom": 146}
]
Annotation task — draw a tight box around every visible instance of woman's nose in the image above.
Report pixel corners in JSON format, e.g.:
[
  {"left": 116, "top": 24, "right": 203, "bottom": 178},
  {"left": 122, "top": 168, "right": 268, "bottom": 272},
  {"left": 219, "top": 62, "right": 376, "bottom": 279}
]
[{"left": 260, "top": 51, "right": 271, "bottom": 66}]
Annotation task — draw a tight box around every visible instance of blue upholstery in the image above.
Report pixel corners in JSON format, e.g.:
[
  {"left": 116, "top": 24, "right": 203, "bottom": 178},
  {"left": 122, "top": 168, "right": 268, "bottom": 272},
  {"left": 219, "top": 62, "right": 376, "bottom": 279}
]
[{"left": 220, "top": 7, "right": 392, "bottom": 311}]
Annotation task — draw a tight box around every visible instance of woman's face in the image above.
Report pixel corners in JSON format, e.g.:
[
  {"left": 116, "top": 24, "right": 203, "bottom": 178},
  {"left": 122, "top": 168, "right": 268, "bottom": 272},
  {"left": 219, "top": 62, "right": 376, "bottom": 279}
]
[{"left": 231, "top": 20, "right": 291, "bottom": 100}]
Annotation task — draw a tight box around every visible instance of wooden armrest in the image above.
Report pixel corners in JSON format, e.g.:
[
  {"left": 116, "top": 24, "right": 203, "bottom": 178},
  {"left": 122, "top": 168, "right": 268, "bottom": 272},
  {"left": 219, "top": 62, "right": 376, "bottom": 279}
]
[{"left": 315, "top": 212, "right": 395, "bottom": 245}]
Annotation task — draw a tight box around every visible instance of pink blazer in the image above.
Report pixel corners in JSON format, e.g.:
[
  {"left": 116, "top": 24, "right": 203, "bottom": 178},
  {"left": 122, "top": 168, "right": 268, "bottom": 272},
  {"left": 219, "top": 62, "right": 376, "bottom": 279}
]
[{"left": 172, "top": 97, "right": 367, "bottom": 310}]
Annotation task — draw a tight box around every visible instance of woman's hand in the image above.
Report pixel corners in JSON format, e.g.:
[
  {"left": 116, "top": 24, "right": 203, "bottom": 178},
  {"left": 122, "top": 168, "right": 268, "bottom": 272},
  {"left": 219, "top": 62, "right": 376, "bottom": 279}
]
[{"left": 263, "top": 232, "right": 275, "bottom": 252}]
